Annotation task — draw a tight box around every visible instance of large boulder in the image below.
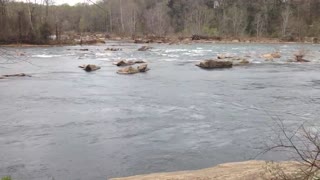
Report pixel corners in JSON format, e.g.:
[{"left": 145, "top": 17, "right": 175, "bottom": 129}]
[
  {"left": 117, "top": 64, "right": 150, "bottom": 74},
  {"left": 217, "top": 54, "right": 250, "bottom": 66},
  {"left": 196, "top": 60, "right": 233, "bottom": 69},
  {"left": 117, "top": 66, "right": 139, "bottom": 74},
  {"left": 79, "top": 64, "right": 101, "bottom": 72}
]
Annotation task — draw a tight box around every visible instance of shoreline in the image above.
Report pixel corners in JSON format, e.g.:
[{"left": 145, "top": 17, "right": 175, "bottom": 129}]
[
  {"left": 110, "top": 160, "right": 302, "bottom": 180},
  {"left": 0, "top": 37, "right": 318, "bottom": 47}
]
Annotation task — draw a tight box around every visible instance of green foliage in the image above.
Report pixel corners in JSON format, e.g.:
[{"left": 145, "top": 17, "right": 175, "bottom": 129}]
[{"left": 1, "top": 176, "right": 12, "bottom": 180}]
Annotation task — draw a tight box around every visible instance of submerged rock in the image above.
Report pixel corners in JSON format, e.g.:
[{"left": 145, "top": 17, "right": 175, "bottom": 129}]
[
  {"left": 113, "top": 60, "right": 146, "bottom": 66},
  {"left": 2, "top": 73, "right": 30, "bottom": 77},
  {"left": 105, "top": 48, "right": 122, "bottom": 51},
  {"left": 196, "top": 60, "right": 233, "bottom": 69},
  {"left": 138, "top": 46, "right": 152, "bottom": 51},
  {"left": 1, "top": 73, "right": 31, "bottom": 79},
  {"left": 79, "top": 64, "right": 101, "bottom": 72}
]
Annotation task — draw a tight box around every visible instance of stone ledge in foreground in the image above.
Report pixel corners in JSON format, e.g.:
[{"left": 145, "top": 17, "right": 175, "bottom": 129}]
[{"left": 111, "top": 160, "right": 302, "bottom": 180}]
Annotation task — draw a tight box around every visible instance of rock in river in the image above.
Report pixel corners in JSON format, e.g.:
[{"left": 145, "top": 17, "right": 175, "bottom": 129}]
[
  {"left": 262, "top": 52, "right": 281, "bottom": 60},
  {"left": 138, "top": 46, "right": 152, "bottom": 51},
  {"left": 196, "top": 60, "right": 233, "bottom": 69},
  {"left": 79, "top": 64, "right": 101, "bottom": 72},
  {"left": 113, "top": 60, "right": 146, "bottom": 66},
  {"left": 137, "top": 64, "right": 150, "bottom": 72},
  {"left": 117, "top": 64, "right": 150, "bottom": 74},
  {"left": 117, "top": 66, "right": 139, "bottom": 74}
]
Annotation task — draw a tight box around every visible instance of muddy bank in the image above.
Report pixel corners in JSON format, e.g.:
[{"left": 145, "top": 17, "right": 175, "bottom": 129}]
[{"left": 111, "top": 160, "right": 301, "bottom": 180}]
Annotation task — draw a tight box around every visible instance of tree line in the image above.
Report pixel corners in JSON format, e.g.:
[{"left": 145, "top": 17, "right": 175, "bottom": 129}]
[{"left": 0, "top": 0, "right": 319, "bottom": 44}]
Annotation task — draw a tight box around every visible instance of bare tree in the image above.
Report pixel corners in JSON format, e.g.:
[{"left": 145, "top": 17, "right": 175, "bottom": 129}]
[
  {"left": 260, "top": 115, "right": 320, "bottom": 179},
  {"left": 119, "top": 0, "right": 124, "bottom": 33},
  {"left": 281, "top": 3, "right": 292, "bottom": 37}
]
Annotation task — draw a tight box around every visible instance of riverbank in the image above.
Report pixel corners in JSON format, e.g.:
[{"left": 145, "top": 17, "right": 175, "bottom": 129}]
[
  {"left": 111, "top": 160, "right": 302, "bottom": 180},
  {"left": 0, "top": 35, "right": 318, "bottom": 47}
]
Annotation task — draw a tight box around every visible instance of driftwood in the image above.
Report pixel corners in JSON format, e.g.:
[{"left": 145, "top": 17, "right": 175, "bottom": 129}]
[{"left": 0, "top": 73, "right": 31, "bottom": 79}]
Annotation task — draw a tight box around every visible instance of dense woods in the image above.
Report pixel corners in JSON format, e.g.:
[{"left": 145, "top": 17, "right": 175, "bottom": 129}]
[{"left": 0, "top": 0, "right": 319, "bottom": 44}]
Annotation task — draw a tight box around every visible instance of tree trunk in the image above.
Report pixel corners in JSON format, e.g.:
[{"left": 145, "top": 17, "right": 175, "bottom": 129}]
[{"left": 119, "top": 0, "right": 124, "bottom": 33}]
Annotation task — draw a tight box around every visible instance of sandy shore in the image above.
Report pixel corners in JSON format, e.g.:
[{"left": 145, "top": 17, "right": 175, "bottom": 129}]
[{"left": 111, "top": 160, "right": 303, "bottom": 180}]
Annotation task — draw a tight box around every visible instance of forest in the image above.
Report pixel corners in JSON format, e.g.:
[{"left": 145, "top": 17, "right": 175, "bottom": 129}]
[{"left": 0, "top": 0, "right": 319, "bottom": 44}]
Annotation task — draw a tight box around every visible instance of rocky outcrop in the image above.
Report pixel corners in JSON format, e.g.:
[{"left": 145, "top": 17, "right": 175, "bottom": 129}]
[
  {"left": 117, "top": 64, "right": 150, "bottom": 75},
  {"left": 196, "top": 60, "right": 233, "bottom": 69},
  {"left": 113, "top": 60, "right": 147, "bottom": 67},
  {"left": 216, "top": 54, "right": 250, "bottom": 66},
  {"left": 138, "top": 46, "right": 152, "bottom": 51},
  {"left": 79, "top": 64, "right": 101, "bottom": 72},
  {"left": 111, "top": 161, "right": 303, "bottom": 180},
  {"left": 262, "top": 52, "right": 281, "bottom": 60},
  {"left": 79, "top": 49, "right": 89, "bottom": 51}
]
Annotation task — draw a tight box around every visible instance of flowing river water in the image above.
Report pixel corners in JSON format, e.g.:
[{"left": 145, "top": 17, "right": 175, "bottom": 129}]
[{"left": 0, "top": 42, "right": 320, "bottom": 180}]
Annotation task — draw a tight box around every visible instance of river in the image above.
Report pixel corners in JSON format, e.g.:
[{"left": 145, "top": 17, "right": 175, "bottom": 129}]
[{"left": 0, "top": 42, "right": 320, "bottom": 180}]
